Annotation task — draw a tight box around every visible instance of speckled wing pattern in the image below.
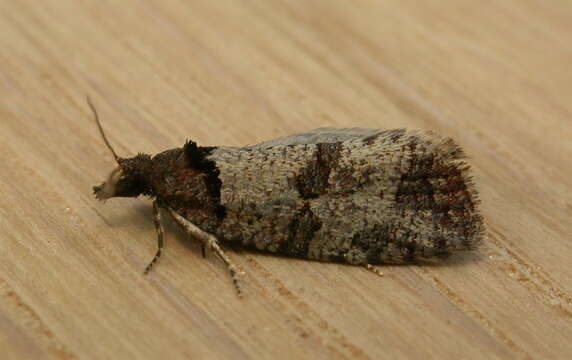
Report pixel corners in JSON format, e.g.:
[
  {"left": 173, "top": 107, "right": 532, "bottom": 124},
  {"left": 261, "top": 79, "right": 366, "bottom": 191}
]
[
  {"left": 249, "top": 127, "right": 382, "bottom": 148},
  {"left": 207, "top": 128, "right": 484, "bottom": 265}
]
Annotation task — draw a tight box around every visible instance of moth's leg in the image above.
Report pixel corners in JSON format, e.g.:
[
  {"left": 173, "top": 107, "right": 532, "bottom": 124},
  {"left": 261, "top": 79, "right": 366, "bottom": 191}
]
[
  {"left": 144, "top": 201, "right": 165, "bottom": 274},
  {"left": 167, "top": 208, "right": 243, "bottom": 296},
  {"left": 364, "top": 264, "right": 384, "bottom": 278}
]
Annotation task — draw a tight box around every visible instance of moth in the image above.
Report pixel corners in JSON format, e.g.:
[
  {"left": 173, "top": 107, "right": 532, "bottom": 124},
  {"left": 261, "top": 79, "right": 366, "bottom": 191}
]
[{"left": 90, "top": 99, "right": 484, "bottom": 294}]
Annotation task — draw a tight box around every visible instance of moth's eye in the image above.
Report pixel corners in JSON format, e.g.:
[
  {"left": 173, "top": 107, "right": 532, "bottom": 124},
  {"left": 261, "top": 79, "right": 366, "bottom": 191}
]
[{"left": 113, "top": 173, "right": 148, "bottom": 197}]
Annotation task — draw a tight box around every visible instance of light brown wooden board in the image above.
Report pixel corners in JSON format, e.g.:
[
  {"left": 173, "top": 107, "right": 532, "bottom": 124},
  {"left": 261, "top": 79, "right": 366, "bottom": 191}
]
[{"left": 1, "top": 1, "right": 571, "bottom": 359}]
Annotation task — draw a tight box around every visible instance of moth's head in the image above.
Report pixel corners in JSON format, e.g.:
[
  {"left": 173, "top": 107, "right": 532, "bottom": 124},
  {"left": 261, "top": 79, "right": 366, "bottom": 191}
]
[
  {"left": 93, "top": 154, "right": 153, "bottom": 200},
  {"left": 87, "top": 96, "right": 153, "bottom": 201}
]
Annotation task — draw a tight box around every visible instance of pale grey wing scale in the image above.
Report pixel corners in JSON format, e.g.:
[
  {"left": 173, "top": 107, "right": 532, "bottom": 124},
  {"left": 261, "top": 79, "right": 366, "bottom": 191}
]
[{"left": 248, "top": 128, "right": 382, "bottom": 148}]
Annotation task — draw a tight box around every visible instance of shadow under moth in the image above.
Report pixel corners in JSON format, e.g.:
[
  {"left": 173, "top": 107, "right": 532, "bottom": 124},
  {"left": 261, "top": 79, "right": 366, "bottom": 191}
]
[{"left": 90, "top": 99, "right": 484, "bottom": 295}]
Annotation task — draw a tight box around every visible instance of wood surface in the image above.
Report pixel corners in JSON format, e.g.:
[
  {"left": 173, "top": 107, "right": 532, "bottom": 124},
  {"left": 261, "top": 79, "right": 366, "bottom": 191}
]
[{"left": 1, "top": 1, "right": 571, "bottom": 359}]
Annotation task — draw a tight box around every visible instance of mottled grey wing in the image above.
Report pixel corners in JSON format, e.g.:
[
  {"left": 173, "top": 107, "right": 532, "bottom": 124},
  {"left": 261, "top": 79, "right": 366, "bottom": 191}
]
[
  {"left": 208, "top": 128, "right": 484, "bottom": 265},
  {"left": 249, "top": 128, "right": 382, "bottom": 148}
]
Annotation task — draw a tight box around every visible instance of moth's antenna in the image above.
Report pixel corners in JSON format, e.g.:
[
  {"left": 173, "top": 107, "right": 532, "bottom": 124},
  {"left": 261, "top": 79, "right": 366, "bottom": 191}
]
[{"left": 87, "top": 95, "right": 120, "bottom": 163}]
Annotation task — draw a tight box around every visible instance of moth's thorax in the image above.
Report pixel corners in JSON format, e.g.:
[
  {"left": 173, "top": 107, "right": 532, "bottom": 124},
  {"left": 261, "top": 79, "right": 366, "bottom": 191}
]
[
  {"left": 151, "top": 165, "right": 212, "bottom": 204},
  {"left": 149, "top": 146, "right": 222, "bottom": 210}
]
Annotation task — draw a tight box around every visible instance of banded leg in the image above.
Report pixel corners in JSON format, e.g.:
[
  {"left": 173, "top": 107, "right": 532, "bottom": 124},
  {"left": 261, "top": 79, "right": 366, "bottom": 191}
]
[
  {"left": 144, "top": 201, "right": 164, "bottom": 274},
  {"left": 364, "top": 264, "right": 384, "bottom": 278},
  {"left": 167, "top": 208, "right": 244, "bottom": 296}
]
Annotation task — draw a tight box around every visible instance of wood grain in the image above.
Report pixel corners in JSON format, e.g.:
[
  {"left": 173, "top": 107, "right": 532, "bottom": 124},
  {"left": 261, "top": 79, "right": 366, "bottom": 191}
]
[{"left": 1, "top": 1, "right": 570, "bottom": 359}]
